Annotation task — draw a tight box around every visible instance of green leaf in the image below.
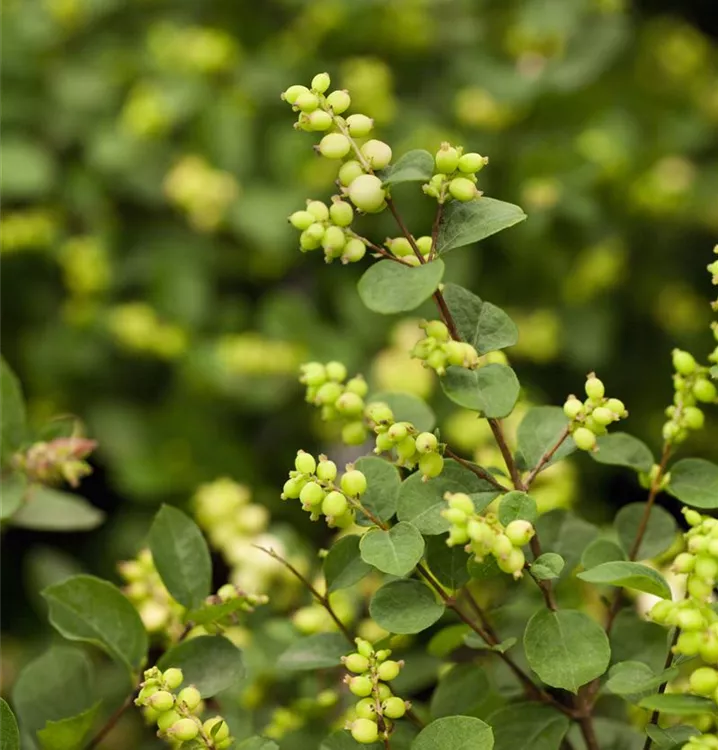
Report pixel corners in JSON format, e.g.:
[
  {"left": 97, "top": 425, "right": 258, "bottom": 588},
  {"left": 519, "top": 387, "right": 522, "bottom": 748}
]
[
  {"left": 534, "top": 510, "right": 599, "bottom": 579},
  {"left": 0, "top": 473, "right": 27, "bottom": 520},
  {"left": 442, "top": 284, "right": 518, "bottom": 354},
  {"left": 158, "top": 635, "right": 243, "bottom": 696},
  {"left": 184, "top": 598, "right": 248, "bottom": 627},
  {"left": 1, "top": 698, "right": 20, "bottom": 750},
  {"left": 441, "top": 364, "right": 519, "bottom": 418},
  {"left": 436, "top": 197, "right": 526, "bottom": 254},
  {"left": 667, "top": 458, "right": 718, "bottom": 509},
  {"left": 524, "top": 609, "right": 610, "bottom": 693},
  {"left": 411, "top": 716, "right": 494, "bottom": 750},
  {"left": 237, "top": 738, "right": 281, "bottom": 750},
  {"left": 605, "top": 661, "right": 679, "bottom": 700},
  {"left": 357, "top": 260, "right": 445, "bottom": 315},
  {"left": 531, "top": 553, "right": 565, "bottom": 580},
  {"left": 489, "top": 703, "right": 570, "bottom": 750},
  {"left": 359, "top": 522, "right": 425, "bottom": 577},
  {"left": 275, "top": 633, "right": 348, "bottom": 672},
  {"left": 366, "top": 392, "right": 435, "bottom": 432},
  {"left": 324, "top": 535, "right": 372, "bottom": 593},
  {"left": 467, "top": 555, "right": 503, "bottom": 581},
  {"left": 148, "top": 504, "right": 212, "bottom": 609},
  {"left": 614, "top": 503, "right": 677, "bottom": 560},
  {"left": 427, "top": 624, "right": 471, "bottom": 658},
  {"left": 610, "top": 610, "right": 671, "bottom": 674},
  {"left": 644, "top": 725, "right": 699, "bottom": 749},
  {"left": 369, "top": 580, "right": 444, "bottom": 634},
  {"left": 577, "top": 561, "right": 672, "bottom": 599},
  {"left": 354, "top": 456, "right": 402, "bottom": 527},
  {"left": 37, "top": 702, "right": 101, "bottom": 750},
  {"left": 1, "top": 358, "right": 26, "bottom": 465},
  {"left": 380, "top": 149, "right": 434, "bottom": 186},
  {"left": 638, "top": 694, "right": 715, "bottom": 715},
  {"left": 515, "top": 406, "right": 575, "bottom": 472},
  {"left": 42, "top": 575, "right": 148, "bottom": 675},
  {"left": 463, "top": 633, "right": 517, "bottom": 653},
  {"left": 430, "top": 663, "right": 489, "bottom": 719},
  {"left": 321, "top": 731, "right": 381, "bottom": 750},
  {"left": 9, "top": 486, "right": 105, "bottom": 532},
  {"left": 498, "top": 491, "right": 538, "bottom": 526},
  {"left": 581, "top": 539, "right": 626, "bottom": 569},
  {"left": 591, "top": 433, "right": 654, "bottom": 473},
  {"left": 397, "top": 459, "right": 499, "bottom": 535},
  {"left": 424, "top": 534, "right": 470, "bottom": 590}
]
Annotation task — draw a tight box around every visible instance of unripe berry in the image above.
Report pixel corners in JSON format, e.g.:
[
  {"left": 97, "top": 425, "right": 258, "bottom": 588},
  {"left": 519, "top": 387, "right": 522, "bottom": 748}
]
[
  {"left": 505, "top": 520, "right": 535, "bottom": 547},
  {"left": 366, "top": 402, "right": 394, "bottom": 424},
  {"left": 419, "top": 452, "right": 444, "bottom": 479},
  {"left": 346, "top": 376, "right": 368, "bottom": 397},
  {"left": 336, "top": 392, "right": 365, "bottom": 417},
  {"left": 316, "top": 381, "right": 344, "bottom": 404},
  {"left": 295, "top": 92, "right": 319, "bottom": 113},
  {"left": 377, "top": 660, "right": 401, "bottom": 681},
  {"left": 323, "top": 491, "right": 349, "bottom": 517},
  {"left": 338, "top": 160, "right": 365, "bottom": 186},
  {"left": 675, "top": 631, "right": 702, "bottom": 656},
  {"left": 687, "top": 576, "right": 712, "bottom": 601},
  {"left": 387, "top": 422, "right": 409, "bottom": 442},
  {"left": 203, "top": 716, "right": 230, "bottom": 742},
  {"left": 693, "top": 378, "right": 717, "bottom": 403},
  {"left": 498, "top": 547, "right": 525, "bottom": 577},
  {"left": 416, "top": 236, "right": 432, "bottom": 255},
  {"left": 356, "top": 639, "right": 374, "bottom": 658},
  {"left": 320, "top": 133, "right": 351, "bottom": 159},
  {"left": 396, "top": 436, "right": 417, "bottom": 461},
  {"left": 447, "top": 492, "right": 474, "bottom": 515},
  {"left": 306, "top": 200, "right": 329, "bottom": 221},
  {"left": 282, "top": 85, "right": 309, "bottom": 104},
  {"left": 592, "top": 407, "right": 615, "bottom": 426},
  {"left": 361, "top": 140, "right": 392, "bottom": 169},
  {"left": 684, "top": 406, "right": 705, "bottom": 430},
  {"left": 443, "top": 507, "right": 468, "bottom": 525},
  {"left": 458, "top": 153, "right": 488, "bottom": 173},
  {"left": 177, "top": 686, "right": 201, "bottom": 711},
  {"left": 282, "top": 477, "right": 303, "bottom": 499},
  {"left": 672, "top": 552, "right": 695, "bottom": 573},
  {"left": 683, "top": 508, "right": 703, "bottom": 527},
  {"left": 348, "top": 175, "right": 386, "bottom": 213},
  {"left": 342, "top": 421, "right": 367, "bottom": 445},
  {"left": 375, "top": 649, "right": 391, "bottom": 662},
  {"left": 415, "top": 432, "right": 438, "bottom": 453},
  {"left": 449, "top": 177, "right": 478, "bottom": 202},
  {"left": 355, "top": 698, "right": 376, "bottom": 720},
  {"left": 316, "top": 459, "right": 338, "bottom": 482},
  {"left": 383, "top": 696, "right": 406, "bottom": 719},
  {"left": 375, "top": 432, "right": 394, "bottom": 453},
  {"left": 308, "top": 110, "right": 333, "bottom": 131},
  {"left": 690, "top": 667, "right": 718, "bottom": 697},
  {"left": 351, "top": 718, "right": 379, "bottom": 744},
  {"left": 346, "top": 114, "right": 374, "bottom": 137},
  {"left": 493, "top": 534, "right": 513, "bottom": 559},
  {"left": 311, "top": 72, "right": 331, "bottom": 93},
  {"left": 700, "top": 638, "right": 718, "bottom": 663},
  {"left": 289, "top": 210, "right": 315, "bottom": 230},
  {"left": 694, "top": 555, "right": 718, "bottom": 582},
  {"left": 342, "top": 238, "right": 367, "bottom": 264},
  {"left": 606, "top": 398, "right": 627, "bottom": 416},
  {"left": 344, "top": 653, "right": 370, "bottom": 673},
  {"left": 322, "top": 225, "right": 346, "bottom": 251},
  {"left": 573, "top": 427, "right": 597, "bottom": 451},
  {"left": 326, "top": 361, "right": 348, "bottom": 382},
  {"left": 157, "top": 709, "right": 182, "bottom": 732},
  {"left": 386, "top": 237, "right": 414, "bottom": 258},
  {"left": 649, "top": 600, "right": 673, "bottom": 623},
  {"left": 585, "top": 376, "right": 605, "bottom": 401},
  {"left": 326, "top": 90, "right": 351, "bottom": 114},
  {"left": 148, "top": 691, "right": 174, "bottom": 713},
  {"left": 672, "top": 349, "right": 697, "bottom": 376},
  {"left": 425, "top": 320, "right": 450, "bottom": 341},
  {"left": 341, "top": 469, "right": 367, "bottom": 497},
  {"left": 435, "top": 144, "right": 460, "bottom": 173},
  {"left": 329, "top": 199, "right": 354, "bottom": 227},
  {"left": 137, "top": 684, "right": 159, "bottom": 703},
  {"left": 349, "top": 675, "right": 373, "bottom": 697},
  {"left": 563, "top": 397, "right": 584, "bottom": 420},
  {"left": 376, "top": 683, "right": 392, "bottom": 700},
  {"left": 162, "top": 668, "right": 183, "bottom": 690},
  {"left": 300, "top": 481, "right": 325, "bottom": 507},
  {"left": 168, "top": 718, "right": 199, "bottom": 742},
  {"left": 426, "top": 349, "right": 448, "bottom": 373},
  {"left": 295, "top": 451, "right": 316, "bottom": 474}
]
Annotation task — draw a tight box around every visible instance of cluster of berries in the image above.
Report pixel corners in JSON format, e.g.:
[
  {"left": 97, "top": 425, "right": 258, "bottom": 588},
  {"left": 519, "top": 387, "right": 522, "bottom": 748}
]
[
  {"left": 299, "top": 361, "right": 369, "bottom": 445},
  {"left": 135, "top": 667, "right": 232, "bottom": 748},
  {"left": 562, "top": 373, "right": 628, "bottom": 451},
  {"left": 342, "top": 639, "right": 409, "bottom": 744},
  {"left": 288, "top": 198, "right": 366, "bottom": 264},
  {"left": 281, "top": 451, "right": 367, "bottom": 528},
  {"left": 410, "top": 320, "right": 480, "bottom": 375},
  {"left": 365, "top": 402, "right": 444, "bottom": 479},
  {"left": 664, "top": 349, "right": 717, "bottom": 444},
  {"left": 423, "top": 142, "right": 489, "bottom": 203},
  {"left": 383, "top": 235, "right": 433, "bottom": 266},
  {"left": 442, "top": 492, "right": 535, "bottom": 578}
]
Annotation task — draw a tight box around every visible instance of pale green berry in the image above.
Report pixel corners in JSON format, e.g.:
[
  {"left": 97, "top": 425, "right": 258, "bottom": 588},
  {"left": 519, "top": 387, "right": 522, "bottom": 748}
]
[
  {"left": 649, "top": 600, "right": 673, "bottom": 623},
  {"left": 168, "top": 718, "right": 199, "bottom": 742},
  {"left": 573, "top": 426, "right": 597, "bottom": 451},
  {"left": 148, "top": 690, "right": 174, "bottom": 713},
  {"left": 672, "top": 349, "right": 697, "bottom": 376},
  {"left": 675, "top": 631, "right": 702, "bottom": 656},
  {"left": 320, "top": 133, "right": 351, "bottom": 159},
  {"left": 322, "top": 491, "right": 349, "bottom": 517},
  {"left": 449, "top": 526, "right": 469, "bottom": 546},
  {"left": 447, "top": 492, "right": 474, "bottom": 515},
  {"left": 386, "top": 237, "right": 414, "bottom": 258},
  {"left": 306, "top": 198, "right": 330, "bottom": 219},
  {"left": 351, "top": 717, "right": 379, "bottom": 744},
  {"left": 336, "top": 392, "right": 363, "bottom": 417},
  {"left": 343, "top": 653, "right": 370, "bottom": 673},
  {"left": 349, "top": 675, "right": 373, "bottom": 697},
  {"left": 700, "top": 638, "right": 718, "bottom": 663},
  {"left": 326, "top": 361, "right": 347, "bottom": 382},
  {"left": 203, "top": 716, "right": 230, "bottom": 742},
  {"left": 308, "top": 110, "right": 333, "bottom": 131},
  {"left": 458, "top": 152, "right": 488, "bottom": 173},
  {"left": 289, "top": 210, "right": 315, "bottom": 230},
  {"left": 585, "top": 375, "right": 605, "bottom": 401},
  {"left": 492, "top": 534, "right": 513, "bottom": 559},
  {"left": 295, "top": 451, "right": 316, "bottom": 474},
  {"left": 356, "top": 638, "right": 374, "bottom": 658},
  {"left": 346, "top": 376, "right": 368, "bottom": 397},
  {"left": 606, "top": 398, "right": 626, "bottom": 416},
  {"left": 157, "top": 709, "right": 182, "bottom": 732},
  {"left": 443, "top": 507, "right": 468, "bottom": 525},
  {"left": 683, "top": 508, "right": 703, "bottom": 527},
  {"left": 676, "top": 608, "right": 705, "bottom": 631},
  {"left": 295, "top": 92, "right": 319, "bottom": 113},
  {"left": 498, "top": 547, "right": 525, "bottom": 577},
  {"left": 326, "top": 90, "right": 351, "bottom": 114},
  {"left": 177, "top": 686, "right": 201, "bottom": 711},
  {"left": 396, "top": 436, "right": 417, "bottom": 461},
  {"left": 282, "top": 85, "right": 309, "bottom": 104},
  {"left": 435, "top": 144, "right": 460, "bottom": 173},
  {"left": 425, "top": 320, "right": 450, "bottom": 341},
  {"left": 162, "top": 668, "right": 183, "bottom": 690},
  {"left": 300, "top": 481, "right": 325, "bottom": 507},
  {"left": 672, "top": 552, "right": 695, "bottom": 573},
  {"left": 341, "top": 469, "right": 367, "bottom": 496},
  {"left": 694, "top": 555, "right": 718, "bottom": 581},
  {"left": 355, "top": 697, "right": 376, "bottom": 720},
  {"left": 304, "top": 223, "right": 325, "bottom": 243},
  {"left": 342, "top": 238, "right": 367, "bottom": 263},
  {"left": 346, "top": 114, "right": 374, "bottom": 137},
  {"left": 330, "top": 200, "right": 354, "bottom": 227},
  {"left": 684, "top": 406, "right": 705, "bottom": 430},
  {"left": 444, "top": 340, "right": 468, "bottom": 366},
  {"left": 282, "top": 477, "right": 303, "bottom": 499},
  {"left": 505, "top": 520, "right": 534, "bottom": 547},
  {"left": 377, "top": 660, "right": 401, "bottom": 681},
  {"left": 449, "top": 177, "right": 478, "bottom": 201},
  {"left": 689, "top": 667, "right": 718, "bottom": 696},
  {"left": 322, "top": 225, "right": 347, "bottom": 252},
  {"left": 416, "top": 236, "right": 432, "bottom": 255},
  {"left": 348, "top": 174, "right": 386, "bottom": 213},
  {"left": 360, "top": 139, "right": 392, "bottom": 169},
  {"left": 419, "top": 452, "right": 444, "bottom": 478},
  {"left": 217, "top": 583, "right": 237, "bottom": 601},
  {"left": 300, "top": 230, "right": 321, "bottom": 251},
  {"left": 426, "top": 349, "right": 448, "bottom": 373},
  {"left": 563, "top": 397, "right": 584, "bottom": 420},
  {"left": 376, "top": 683, "right": 392, "bottom": 700},
  {"left": 387, "top": 422, "right": 409, "bottom": 442},
  {"left": 382, "top": 696, "right": 406, "bottom": 719},
  {"left": 688, "top": 575, "right": 712, "bottom": 601},
  {"left": 403, "top": 255, "right": 421, "bottom": 267},
  {"left": 693, "top": 378, "right": 717, "bottom": 402},
  {"left": 316, "top": 381, "right": 344, "bottom": 404},
  {"left": 592, "top": 407, "right": 614, "bottom": 426},
  {"left": 311, "top": 72, "right": 331, "bottom": 93},
  {"left": 338, "top": 160, "right": 365, "bottom": 186},
  {"left": 316, "top": 459, "right": 338, "bottom": 482},
  {"left": 415, "top": 432, "right": 438, "bottom": 453},
  {"left": 137, "top": 684, "right": 159, "bottom": 703},
  {"left": 365, "top": 402, "right": 394, "bottom": 424},
  {"left": 375, "top": 432, "right": 394, "bottom": 453},
  {"left": 375, "top": 649, "right": 391, "bottom": 662}
]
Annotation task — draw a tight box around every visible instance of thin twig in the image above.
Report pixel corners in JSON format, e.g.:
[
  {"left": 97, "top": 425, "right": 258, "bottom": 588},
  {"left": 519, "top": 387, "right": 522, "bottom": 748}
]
[
  {"left": 488, "top": 419, "right": 524, "bottom": 491},
  {"left": 528, "top": 536, "right": 557, "bottom": 611},
  {"left": 85, "top": 692, "right": 135, "bottom": 749},
  {"left": 443, "top": 447, "right": 509, "bottom": 492},
  {"left": 524, "top": 426, "right": 571, "bottom": 488}
]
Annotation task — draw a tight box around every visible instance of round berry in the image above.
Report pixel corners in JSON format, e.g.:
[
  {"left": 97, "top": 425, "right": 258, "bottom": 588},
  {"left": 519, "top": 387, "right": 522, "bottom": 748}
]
[
  {"left": 346, "top": 376, "right": 368, "bottom": 397},
  {"left": 322, "top": 491, "right": 349, "bottom": 517},
  {"left": 177, "top": 686, "right": 201, "bottom": 711},
  {"left": 449, "top": 177, "right": 478, "bottom": 202},
  {"left": 316, "top": 459, "right": 338, "bottom": 482},
  {"left": 689, "top": 667, "right": 718, "bottom": 696},
  {"left": 355, "top": 638, "right": 374, "bottom": 658},
  {"left": 282, "top": 477, "right": 303, "bottom": 499},
  {"left": 300, "top": 481, "right": 325, "bottom": 507},
  {"left": 375, "top": 432, "right": 394, "bottom": 453},
  {"left": 443, "top": 507, "right": 468, "bottom": 525},
  {"left": 338, "top": 160, "right": 365, "bottom": 186},
  {"left": 295, "top": 451, "right": 316, "bottom": 474},
  {"left": 361, "top": 140, "right": 392, "bottom": 169},
  {"left": 693, "top": 378, "right": 717, "bottom": 403},
  {"left": 348, "top": 174, "right": 386, "bottom": 213},
  {"left": 366, "top": 402, "right": 394, "bottom": 424},
  {"left": 387, "top": 422, "right": 408, "bottom": 442},
  {"left": 416, "top": 236, "right": 432, "bottom": 255},
  {"left": 435, "top": 144, "right": 460, "bottom": 174},
  {"left": 323, "top": 360, "right": 346, "bottom": 382},
  {"left": 492, "top": 534, "right": 513, "bottom": 559},
  {"left": 162, "top": 668, "right": 183, "bottom": 690},
  {"left": 672, "top": 552, "right": 695, "bottom": 573},
  {"left": 694, "top": 555, "right": 718, "bottom": 582},
  {"left": 299, "top": 229, "right": 321, "bottom": 252},
  {"left": 342, "top": 421, "right": 368, "bottom": 445},
  {"left": 329, "top": 200, "right": 354, "bottom": 227},
  {"left": 349, "top": 675, "right": 373, "bottom": 697},
  {"left": 168, "top": 718, "right": 199, "bottom": 742},
  {"left": 342, "top": 238, "right": 367, "bottom": 264},
  {"left": 505, "top": 520, "right": 535, "bottom": 547},
  {"left": 573, "top": 426, "right": 597, "bottom": 451},
  {"left": 382, "top": 697, "right": 406, "bottom": 719},
  {"left": 316, "top": 381, "right": 344, "bottom": 404},
  {"left": 498, "top": 547, "right": 525, "bottom": 577},
  {"left": 447, "top": 492, "right": 474, "bottom": 515},
  {"left": 306, "top": 201, "right": 329, "bottom": 222},
  {"left": 137, "top": 684, "right": 159, "bottom": 703},
  {"left": 419, "top": 452, "right": 444, "bottom": 478},
  {"left": 592, "top": 407, "right": 614, "bottom": 426},
  {"left": 377, "top": 660, "right": 401, "bottom": 681},
  {"left": 415, "top": 432, "right": 438, "bottom": 453},
  {"left": 563, "top": 397, "right": 583, "bottom": 420},
  {"left": 355, "top": 697, "right": 376, "bottom": 720},
  {"left": 376, "top": 683, "right": 392, "bottom": 700},
  {"left": 326, "top": 90, "right": 351, "bottom": 114},
  {"left": 289, "top": 210, "right": 315, "bottom": 230},
  {"left": 322, "top": 225, "right": 346, "bottom": 251},
  {"left": 386, "top": 237, "right": 414, "bottom": 258},
  {"left": 396, "top": 436, "right": 417, "bottom": 461},
  {"left": 308, "top": 110, "right": 333, "bottom": 131},
  {"left": 584, "top": 376, "right": 605, "bottom": 401},
  {"left": 282, "top": 85, "right": 309, "bottom": 104},
  {"left": 311, "top": 72, "right": 331, "bottom": 93},
  {"left": 425, "top": 320, "right": 450, "bottom": 341},
  {"left": 319, "top": 133, "right": 351, "bottom": 159},
  {"left": 676, "top": 608, "right": 705, "bottom": 631},
  {"left": 684, "top": 406, "right": 705, "bottom": 430},
  {"left": 148, "top": 690, "right": 174, "bottom": 713},
  {"left": 336, "top": 392, "right": 365, "bottom": 417},
  {"left": 341, "top": 469, "right": 367, "bottom": 497},
  {"left": 672, "top": 349, "right": 697, "bottom": 376},
  {"left": 203, "top": 716, "right": 230, "bottom": 742},
  {"left": 295, "top": 92, "right": 319, "bottom": 113},
  {"left": 346, "top": 114, "right": 374, "bottom": 137},
  {"left": 344, "top": 653, "right": 370, "bottom": 673},
  {"left": 458, "top": 152, "right": 488, "bottom": 173},
  {"left": 351, "top": 717, "right": 379, "bottom": 744},
  {"left": 157, "top": 709, "right": 182, "bottom": 732},
  {"left": 606, "top": 398, "right": 626, "bottom": 416}
]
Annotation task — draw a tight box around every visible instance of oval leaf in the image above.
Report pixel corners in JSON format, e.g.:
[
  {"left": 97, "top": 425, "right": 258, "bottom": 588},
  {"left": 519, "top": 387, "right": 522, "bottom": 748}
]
[
  {"left": 366, "top": 392, "right": 435, "bottom": 432},
  {"left": 667, "top": 458, "right": 718, "bottom": 509},
  {"left": 369, "top": 580, "right": 444, "bottom": 634},
  {"left": 441, "top": 363, "right": 519, "bottom": 418},
  {"left": 638, "top": 694, "right": 715, "bottom": 715},
  {"left": 354, "top": 456, "right": 402, "bottom": 527},
  {"left": 360, "top": 522, "right": 425, "bottom": 577},
  {"left": 9, "top": 486, "right": 104, "bottom": 532},
  {"left": 615, "top": 503, "right": 676, "bottom": 560},
  {"left": 412, "top": 716, "right": 494, "bottom": 750},
  {"left": 1, "top": 698, "right": 20, "bottom": 750},
  {"left": 531, "top": 553, "right": 565, "bottom": 581},
  {"left": 357, "top": 260, "right": 445, "bottom": 315},
  {"left": 581, "top": 539, "right": 626, "bottom": 569},
  {"left": 430, "top": 663, "right": 489, "bottom": 719},
  {"left": 591, "top": 433, "right": 654, "bottom": 473},
  {"left": 489, "top": 703, "right": 570, "bottom": 750},
  {"left": 524, "top": 609, "right": 610, "bottom": 693},
  {"left": 324, "top": 535, "right": 372, "bottom": 593},
  {"left": 605, "top": 661, "right": 679, "bottom": 699},
  {"left": 148, "top": 504, "right": 212, "bottom": 609},
  {"left": 577, "top": 561, "right": 672, "bottom": 599},
  {"left": 42, "top": 575, "right": 148, "bottom": 675},
  {"left": 516, "top": 406, "right": 574, "bottom": 472},
  {"left": 380, "top": 149, "right": 434, "bottom": 186},
  {"left": 37, "top": 702, "right": 101, "bottom": 750},
  {"left": 276, "top": 633, "right": 348, "bottom": 672}
]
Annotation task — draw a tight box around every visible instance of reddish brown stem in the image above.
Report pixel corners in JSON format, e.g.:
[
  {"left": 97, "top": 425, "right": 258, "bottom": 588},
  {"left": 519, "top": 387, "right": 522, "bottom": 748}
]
[
  {"left": 443, "top": 447, "right": 509, "bottom": 492},
  {"left": 525, "top": 426, "right": 571, "bottom": 488},
  {"left": 488, "top": 418, "right": 525, "bottom": 490},
  {"left": 386, "top": 197, "right": 424, "bottom": 262},
  {"left": 85, "top": 692, "right": 135, "bottom": 749}
]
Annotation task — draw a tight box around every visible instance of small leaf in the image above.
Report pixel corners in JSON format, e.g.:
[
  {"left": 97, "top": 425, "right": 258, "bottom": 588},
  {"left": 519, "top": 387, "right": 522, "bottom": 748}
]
[
  {"left": 638, "top": 694, "right": 715, "bottom": 715},
  {"left": 397, "top": 459, "right": 499, "bottom": 535},
  {"left": 442, "top": 284, "right": 518, "bottom": 354},
  {"left": 380, "top": 149, "right": 434, "bottom": 186},
  {"left": 1, "top": 698, "right": 20, "bottom": 750},
  {"left": 0, "top": 473, "right": 27, "bottom": 520},
  {"left": 37, "top": 702, "right": 101, "bottom": 750},
  {"left": 148, "top": 505, "right": 212, "bottom": 609},
  {"left": 369, "top": 580, "right": 444, "bottom": 634},
  {"left": 581, "top": 539, "right": 626, "bottom": 569},
  {"left": 667, "top": 458, "right": 718, "bottom": 509},
  {"left": 441, "top": 363, "right": 519, "bottom": 418},
  {"left": 424, "top": 534, "right": 470, "bottom": 590},
  {"left": 524, "top": 609, "right": 610, "bottom": 693},
  {"left": 9, "top": 486, "right": 104, "bottom": 532},
  {"left": 436, "top": 198, "right": 526, "bottom": 254},
  {"left": 42, "top": 575, "right": 148, "bottom": 675},
  {"left": 357, "top": 260, "right": 445, "bottom": 315},
  {"left": 1, "top": 357, "right": 26, "bottom": 465},
  {"left": 577, "top": 561, "right": 672, "bottom": 599},
  {"left": 411, "top": 716, "right": 494, "bottom": 750},
  {"left": 605, "top": 661, "right": 679, "bottom": 699},
  {"left": 531, "top": 553, "right": 565, "bottom": 580},
  {"left": 498, "top": 491, "right": 537, "bottom": 526},
  {"left": 354, "top": 456, "right": 401, "bottom": 527},
  {"left": 158, "top": 635, "right": 243, "bottom": 696},
  {"left": 515, "top": 406, "right": 575, "bottom": 472},
  {"left": 366, "top": 392, "right": 435, "bottom": 432},
  {"left": 489, "top": 703, "right": 570, "bottom": 750},
  {"left": 591, "top": 433, "right": 654, "bottom": 473},
  {"left": 615, "top": 503, "right": 677, "bottom": 560},
  {"left": 275, "top": 633, "right": 348, "bottom": 672},
  {"left": 324, "top": 535, "right": 372, "bottom": 593},
  {"left": 360, "top": 522, "right": 425, "bottom": 577},
  {"left": 645, "top": 725, "right": 699, "bottom": 748},
  {"left": 430, "top": 663, "right": 489, "bottom": 719}
]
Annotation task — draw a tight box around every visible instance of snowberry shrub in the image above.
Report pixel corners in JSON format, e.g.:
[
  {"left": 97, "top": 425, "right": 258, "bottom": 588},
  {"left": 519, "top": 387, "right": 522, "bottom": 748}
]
[{"left": 2, "top": 71, "right": 718, "bottom": 750}]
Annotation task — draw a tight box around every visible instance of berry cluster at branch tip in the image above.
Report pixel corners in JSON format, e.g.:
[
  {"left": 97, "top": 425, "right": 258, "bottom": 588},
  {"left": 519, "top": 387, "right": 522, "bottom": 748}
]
[
  {"left": 411, "top": 320, "right": 480, "bottom": 375},
  {"left": 423, "top": 142, "right": 489, "bottom": 203},
  {"left": 442, "top": 492, "right": 535, "bottom": 578},
  {"left": 562, "top": 373, "right": 628, "bottom": 451},
  {"left": 135, "top": 667, "right": 232, "bottom": 748},
  {"left": 342, "top": 638, "right": 409, "bottom": 744}
]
